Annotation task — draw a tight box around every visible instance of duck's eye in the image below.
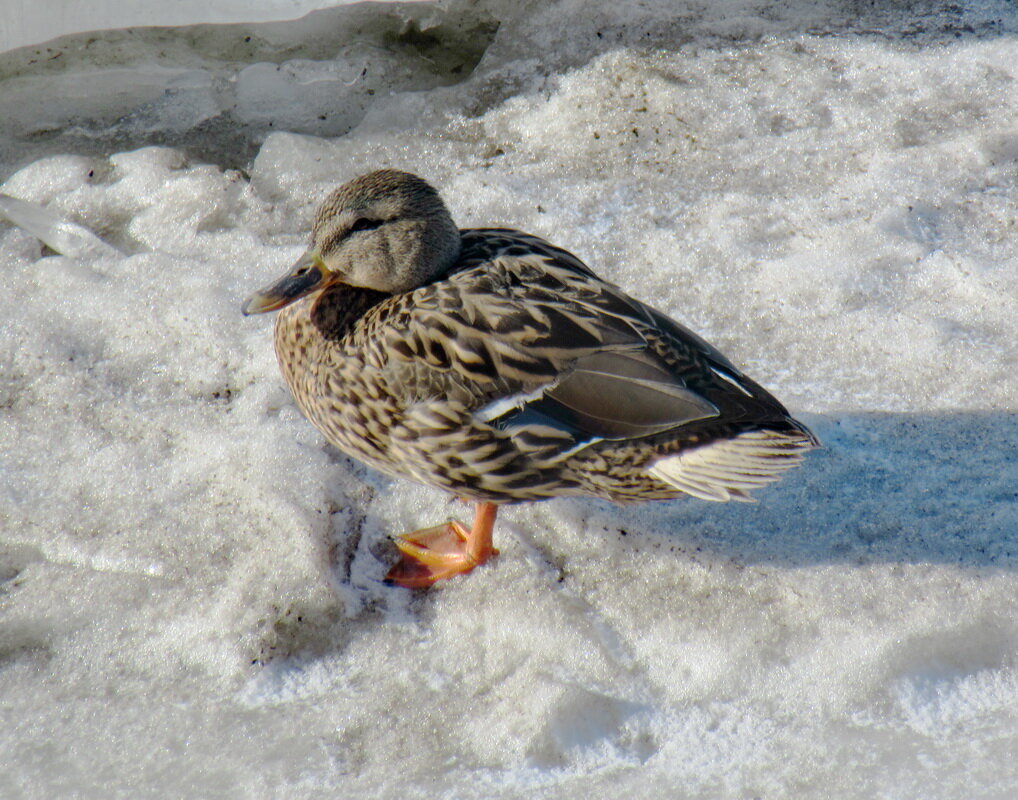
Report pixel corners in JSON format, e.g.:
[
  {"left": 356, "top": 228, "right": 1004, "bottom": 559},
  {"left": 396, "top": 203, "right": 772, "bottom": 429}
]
[{"left": 349, "top": 217, "right": 383, "bottom": 233}]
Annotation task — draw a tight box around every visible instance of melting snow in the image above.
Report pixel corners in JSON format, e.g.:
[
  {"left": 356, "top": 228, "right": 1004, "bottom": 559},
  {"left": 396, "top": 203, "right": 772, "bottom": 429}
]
[{"left": 1, "top": 2, "right": 1016, "bottom": 798}]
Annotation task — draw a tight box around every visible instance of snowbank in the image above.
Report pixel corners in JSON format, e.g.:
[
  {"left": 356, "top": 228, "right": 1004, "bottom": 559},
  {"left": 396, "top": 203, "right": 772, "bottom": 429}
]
[{"left": 1, "top": 2, "right": 1016, "bottom": 797}]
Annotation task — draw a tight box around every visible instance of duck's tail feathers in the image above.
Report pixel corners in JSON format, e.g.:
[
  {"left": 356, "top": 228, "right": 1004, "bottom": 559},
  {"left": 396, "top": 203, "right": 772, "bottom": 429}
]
[{"left": 647, "top": 426, "right": 817, "bottom": 503}]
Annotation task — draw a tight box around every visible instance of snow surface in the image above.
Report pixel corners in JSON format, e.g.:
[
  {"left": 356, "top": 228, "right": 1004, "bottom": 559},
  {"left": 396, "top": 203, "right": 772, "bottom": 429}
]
[{"left": 1, "top": 1, "right": 1017, "bottom": 798}]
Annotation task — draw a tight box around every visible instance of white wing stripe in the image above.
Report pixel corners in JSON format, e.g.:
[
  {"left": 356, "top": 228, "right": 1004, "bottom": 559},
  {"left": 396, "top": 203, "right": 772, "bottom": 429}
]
[
  {"left": 709, "top": 365, "right": 756, "bottom": 398},
  {"left": 474, "top": 386, "right": 552, "bottom": 423}
]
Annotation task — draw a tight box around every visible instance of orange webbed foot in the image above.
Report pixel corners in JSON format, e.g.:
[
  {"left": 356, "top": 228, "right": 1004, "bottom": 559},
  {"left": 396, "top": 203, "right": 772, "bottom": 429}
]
[{"left": 385, "top": 502, "right": 499, "bottom": 589}]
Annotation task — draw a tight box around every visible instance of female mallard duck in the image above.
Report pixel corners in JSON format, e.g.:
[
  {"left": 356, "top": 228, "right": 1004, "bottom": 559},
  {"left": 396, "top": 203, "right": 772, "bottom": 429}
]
[{"left": 243, "top": 170, "right": 817, "bottom": 588}]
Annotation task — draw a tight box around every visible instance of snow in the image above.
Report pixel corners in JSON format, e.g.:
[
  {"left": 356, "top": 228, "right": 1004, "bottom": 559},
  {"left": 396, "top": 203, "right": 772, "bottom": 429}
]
[{"left": 1, "top": 1, "right": 1017, "bottom": 798}]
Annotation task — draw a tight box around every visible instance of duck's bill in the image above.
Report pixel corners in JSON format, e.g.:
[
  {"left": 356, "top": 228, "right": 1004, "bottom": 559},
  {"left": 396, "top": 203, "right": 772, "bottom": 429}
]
[{"left": 242, "top": 251, "right": 330, "bottom": 315}]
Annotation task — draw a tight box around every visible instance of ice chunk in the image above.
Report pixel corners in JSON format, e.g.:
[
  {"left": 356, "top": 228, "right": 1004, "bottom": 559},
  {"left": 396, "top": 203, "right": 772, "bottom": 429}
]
[{"left": 0, "top": 193, "right": 121, "bottom": 258}]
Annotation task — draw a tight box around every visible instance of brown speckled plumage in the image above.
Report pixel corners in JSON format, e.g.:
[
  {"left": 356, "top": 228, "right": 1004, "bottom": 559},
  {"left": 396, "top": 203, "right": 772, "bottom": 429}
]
[
  {"left": 268, "top": 226, "right": 816, "bottom": 502},
  {"left": 245, "top": 170, "right": 816, "bottom": 584}
]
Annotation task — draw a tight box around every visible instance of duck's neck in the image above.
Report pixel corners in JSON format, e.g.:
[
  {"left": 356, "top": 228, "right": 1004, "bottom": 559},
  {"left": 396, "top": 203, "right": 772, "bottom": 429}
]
[{"left": 308, "top": 283, "right": 390, "bottom": 341}]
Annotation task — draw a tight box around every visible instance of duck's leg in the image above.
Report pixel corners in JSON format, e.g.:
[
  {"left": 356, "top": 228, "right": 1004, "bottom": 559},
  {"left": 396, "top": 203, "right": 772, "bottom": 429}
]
[{"left": 385, "top": 502, "right": 499, "bottom": 589}]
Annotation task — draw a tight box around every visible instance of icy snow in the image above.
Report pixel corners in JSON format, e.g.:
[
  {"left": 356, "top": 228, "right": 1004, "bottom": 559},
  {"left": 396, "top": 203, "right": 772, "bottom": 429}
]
[
  {"left": 0, "top": 1, "right": 394, "bottom": 52},
  {"left": 1, "top": 1, "right": 1017, "bottom": 798}
]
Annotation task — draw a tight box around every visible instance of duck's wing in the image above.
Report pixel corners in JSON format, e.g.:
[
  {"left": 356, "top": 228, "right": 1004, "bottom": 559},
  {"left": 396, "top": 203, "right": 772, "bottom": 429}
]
[{"left": 377, "top": 229, "right": 813, "bottom": 469}]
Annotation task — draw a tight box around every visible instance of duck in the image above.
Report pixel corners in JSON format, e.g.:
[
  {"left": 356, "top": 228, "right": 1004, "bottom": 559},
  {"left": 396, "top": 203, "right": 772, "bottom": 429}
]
[{"left": 243, "top": 169, "right": 817, "bottom": 588}]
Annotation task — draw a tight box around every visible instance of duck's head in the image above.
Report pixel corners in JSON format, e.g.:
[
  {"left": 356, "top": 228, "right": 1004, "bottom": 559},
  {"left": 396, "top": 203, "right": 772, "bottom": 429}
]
[{"left": 243, "top": 169, "right": 460, "bottom": 314}]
